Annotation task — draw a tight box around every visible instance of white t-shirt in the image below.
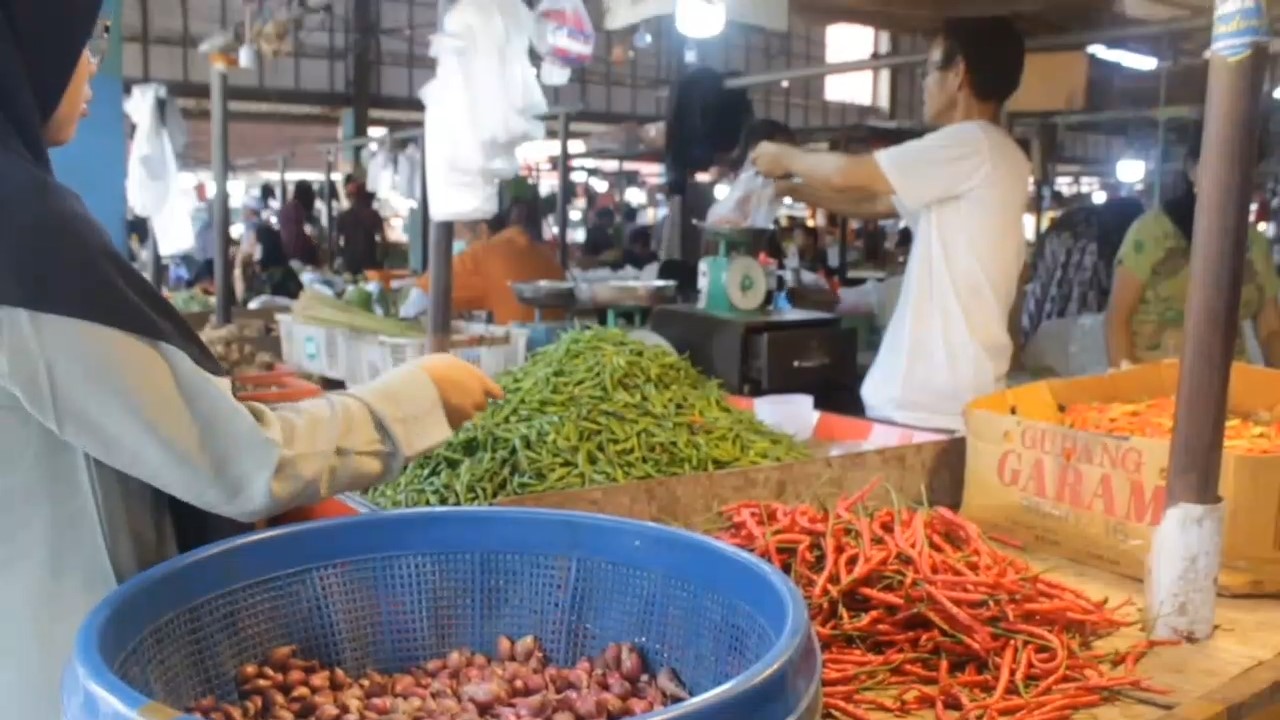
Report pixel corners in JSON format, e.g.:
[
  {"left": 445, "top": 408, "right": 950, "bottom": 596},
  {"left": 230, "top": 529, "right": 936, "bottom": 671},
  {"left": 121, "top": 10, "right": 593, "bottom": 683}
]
[{"left": 863, "top": 120, "right": 1031, "bottom": 431}]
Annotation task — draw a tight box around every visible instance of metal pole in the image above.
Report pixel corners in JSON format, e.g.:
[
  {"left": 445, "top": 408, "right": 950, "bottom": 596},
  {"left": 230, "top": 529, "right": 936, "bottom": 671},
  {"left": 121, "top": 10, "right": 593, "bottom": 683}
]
[
  {"left": 147, "top": 220, "right": 164, "bottom": 288},
  {"left": 1153, "top": 45, "right": 1171, "bottom": 204},
  {"left": 1154, "top": 0, "right": 1269, "bottom": 642},
  {"left": 211, "top": 61, "right": 232, "bottom": 326},
  {"left": 323, "top": 150, "right": 335, "bottom": 266},
  {"left": 426, "top": 0, "right": 454, "bottom": 353},
  {"left": 722, "top": 16, "right": 1219, "bottom": 90},
  {"left": 556, "top": 110, "right": 571, "bottom": 269},
  {"left": 837, "top": 136, "right": 849, "bottom": 281},
  {"left": 278, "top": 155, "right": 288, "bottom": 209}
]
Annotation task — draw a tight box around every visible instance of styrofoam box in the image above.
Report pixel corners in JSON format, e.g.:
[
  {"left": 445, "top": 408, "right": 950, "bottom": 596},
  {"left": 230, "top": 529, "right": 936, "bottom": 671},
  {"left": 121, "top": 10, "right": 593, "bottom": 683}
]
[
  {"left": 349, "top": 322, "right": 531, "bottom": 386},
  {"left": 277, "top": 315, "right": 350, "bottom": 380}
]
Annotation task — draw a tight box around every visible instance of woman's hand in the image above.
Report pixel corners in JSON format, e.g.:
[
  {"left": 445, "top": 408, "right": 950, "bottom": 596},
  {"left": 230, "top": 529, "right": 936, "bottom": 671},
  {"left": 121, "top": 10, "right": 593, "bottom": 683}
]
[{"left": 419, "top": 354, "right": 504, "bottom": 429}]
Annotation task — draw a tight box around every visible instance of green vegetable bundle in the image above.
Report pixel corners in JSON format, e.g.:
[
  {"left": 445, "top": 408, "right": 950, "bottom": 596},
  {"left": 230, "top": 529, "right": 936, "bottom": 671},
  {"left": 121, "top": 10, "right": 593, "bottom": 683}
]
[{"left": 367, "top": 327, "right": 810, "bottom": 508}]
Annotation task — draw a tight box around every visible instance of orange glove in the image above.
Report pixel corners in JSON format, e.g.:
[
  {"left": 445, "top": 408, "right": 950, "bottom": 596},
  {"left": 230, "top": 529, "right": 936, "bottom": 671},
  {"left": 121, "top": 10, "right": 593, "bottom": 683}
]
[{"left": 419, "top": 354, "right": 504, "bottom": 429}]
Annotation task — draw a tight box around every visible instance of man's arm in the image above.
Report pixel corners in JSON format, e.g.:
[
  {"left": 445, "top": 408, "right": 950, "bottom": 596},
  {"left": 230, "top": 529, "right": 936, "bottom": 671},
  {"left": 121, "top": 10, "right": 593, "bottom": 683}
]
[
  {"left": 753, "top": 143, "right": 894, "bottom": 197},
  {"left": 777, "top": 181, "right": 897, "bottom": 220}
]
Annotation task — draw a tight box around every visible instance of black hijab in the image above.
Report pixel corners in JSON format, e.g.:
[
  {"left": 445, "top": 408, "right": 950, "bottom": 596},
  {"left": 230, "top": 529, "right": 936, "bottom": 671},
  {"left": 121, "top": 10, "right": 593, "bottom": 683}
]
[
  {"left": 0, "top": 1, "right": 247, "bottom": 552},
  {"left": 0, "top": 0, "right": 223, "bottom": 376}
]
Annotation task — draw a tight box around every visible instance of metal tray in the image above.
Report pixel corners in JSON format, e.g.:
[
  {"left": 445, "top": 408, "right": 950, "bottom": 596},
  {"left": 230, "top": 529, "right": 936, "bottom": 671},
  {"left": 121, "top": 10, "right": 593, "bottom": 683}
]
[
  {"left": 584, "top": 279, "right": 678, "bottom": 308},
  {"left": 510, "top": 279, "right": 579, "bottom": 308}
]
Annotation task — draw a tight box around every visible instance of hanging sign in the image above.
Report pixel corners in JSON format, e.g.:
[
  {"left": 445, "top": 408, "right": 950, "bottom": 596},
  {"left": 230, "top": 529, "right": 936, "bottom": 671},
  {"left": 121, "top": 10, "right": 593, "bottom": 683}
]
[
  {"left": 602, "top": 0, "right": 788, "bottom": 33},
  {"left": 1210, "top": 0, "right": 1269, "bottom": 61}
]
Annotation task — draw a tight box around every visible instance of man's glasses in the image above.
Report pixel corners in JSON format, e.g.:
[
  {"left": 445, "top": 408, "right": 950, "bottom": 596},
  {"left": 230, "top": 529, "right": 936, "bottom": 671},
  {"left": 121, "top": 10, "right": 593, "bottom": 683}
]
[{"left": 88, "top": 19, "right": 111, "bottom": 64}]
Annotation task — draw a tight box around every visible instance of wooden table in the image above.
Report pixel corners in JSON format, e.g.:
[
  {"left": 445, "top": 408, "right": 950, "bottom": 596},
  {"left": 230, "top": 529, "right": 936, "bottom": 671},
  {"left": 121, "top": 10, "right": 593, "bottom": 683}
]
[{"left": 1013, "top": 551, "right": 1280, "bottom": 720}]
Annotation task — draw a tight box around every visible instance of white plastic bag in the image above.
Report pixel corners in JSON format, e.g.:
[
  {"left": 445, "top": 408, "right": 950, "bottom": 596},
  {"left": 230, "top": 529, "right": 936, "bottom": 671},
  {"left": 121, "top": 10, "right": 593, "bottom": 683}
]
[
  {"left": 399, "top": 286, "right": 431, "bottom": 320},
  {"left": 123, "top": 84, "right": 178, "bottom": 219},
  {"left": 1021, "top": 313, "right": 1109, "bottom": 377},
  {"left": 705, "top": 168, "right": 781, "bottom": 229},
  {"left": 423, "top": 0, "right": 543, "bottom": 220}
]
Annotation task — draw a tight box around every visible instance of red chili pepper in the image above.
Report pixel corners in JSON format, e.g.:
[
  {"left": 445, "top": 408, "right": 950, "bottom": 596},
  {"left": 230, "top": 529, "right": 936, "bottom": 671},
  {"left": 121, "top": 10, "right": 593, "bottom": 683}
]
[{"left": 713, "top": 495, "right": 1175, "bottom": 718}]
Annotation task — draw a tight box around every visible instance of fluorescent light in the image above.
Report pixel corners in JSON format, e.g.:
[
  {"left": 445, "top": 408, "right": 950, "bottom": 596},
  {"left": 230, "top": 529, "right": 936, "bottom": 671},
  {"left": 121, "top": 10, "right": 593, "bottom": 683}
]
[
  {"left": 569, "top": 170, "right": 589, "bottom": 184},
  {"left": 674, "top": 0, "right": 726, "bottom": 40},
  {"left": 1272, "top": 85, "right": 1280, "bottom": 100},
  {"left": 569, "top": 209, "right": 583, "bottom": 222},
  {"left": 587, "top": 177, "right": 611, "bottom": 194},
  {"left": 1115, "top": 158, "right": 1147, "bottom": 184},
  {"left": 713, "top": 182, "right": 731, "bottom": 201},
  {"left": 1086, "top": 44, "right": 1158, "bottom": 72},
  {"left": 1091, "top": 190, "right": 1109, "bottom": 205}
]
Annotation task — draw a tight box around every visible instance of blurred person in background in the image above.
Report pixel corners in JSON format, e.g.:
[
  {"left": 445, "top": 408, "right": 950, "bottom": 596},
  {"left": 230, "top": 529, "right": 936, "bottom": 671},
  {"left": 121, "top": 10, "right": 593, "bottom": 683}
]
[
  {"left": 0, "top": 3, "right": 503, "bottom": 713},
  {"left": 279, "top": 179, "right": 320, "bottom": 266},
  {"left": 191, "top": 183, "right": 217, "bottom": 287},
  {"left": 581, "top": 207, "right": 621, "bottom": 267},
  {"left": 1019, "top": 197, "right": 1144, "bottom": 343},
  {"left": 1107, "top": 135, "right": 1280, "bottom": 367},
  {"left": 336, "top": 182, "right": 386, "bottom": 275},
  {"left": 417, "top": 198, "right": 567, "bottom": 325},
  {"left": 621, "top": 225, "right": 658, "bottom": 270},
  {"left": 235, "top": 198, "right": 302, "bottom": 301}
]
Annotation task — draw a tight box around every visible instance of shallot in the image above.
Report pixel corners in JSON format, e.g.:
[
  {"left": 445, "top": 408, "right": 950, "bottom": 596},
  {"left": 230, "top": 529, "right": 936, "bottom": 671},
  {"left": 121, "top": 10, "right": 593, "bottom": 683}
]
[{"left": 187, "top": 636, "right": 689, "bottom": 720}]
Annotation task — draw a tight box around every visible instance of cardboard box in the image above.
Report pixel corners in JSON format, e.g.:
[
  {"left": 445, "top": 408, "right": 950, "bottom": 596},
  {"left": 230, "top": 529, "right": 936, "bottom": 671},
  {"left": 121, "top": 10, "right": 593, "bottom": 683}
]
[{"left": 963, "top": 360, "right": 1280, "bottom": 596}]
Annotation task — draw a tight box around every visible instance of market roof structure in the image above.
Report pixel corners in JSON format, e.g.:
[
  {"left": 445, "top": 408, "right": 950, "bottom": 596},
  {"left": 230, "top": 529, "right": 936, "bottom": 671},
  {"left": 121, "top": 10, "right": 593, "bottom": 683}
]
[{"left": 794, "top": 0, "right": 1207, "bottom": 33}]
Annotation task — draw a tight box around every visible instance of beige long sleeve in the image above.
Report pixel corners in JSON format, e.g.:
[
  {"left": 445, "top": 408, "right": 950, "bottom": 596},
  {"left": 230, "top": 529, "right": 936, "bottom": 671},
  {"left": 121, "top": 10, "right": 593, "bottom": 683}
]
[{"left": 0, "top": 307, "right": 452, "bottom": 522}]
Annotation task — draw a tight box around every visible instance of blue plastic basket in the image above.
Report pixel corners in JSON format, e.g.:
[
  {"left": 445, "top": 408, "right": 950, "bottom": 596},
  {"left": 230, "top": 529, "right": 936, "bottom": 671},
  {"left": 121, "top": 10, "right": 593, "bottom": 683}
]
[{"left": 64, "top": 508, "right": 821, "bottom": 720}]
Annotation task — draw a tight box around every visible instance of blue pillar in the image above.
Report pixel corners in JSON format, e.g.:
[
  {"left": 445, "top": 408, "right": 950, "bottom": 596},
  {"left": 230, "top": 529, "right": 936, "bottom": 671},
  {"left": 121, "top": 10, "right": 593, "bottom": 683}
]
[{"left": 51, "top": 0, "right": 127, "bottom": 256}]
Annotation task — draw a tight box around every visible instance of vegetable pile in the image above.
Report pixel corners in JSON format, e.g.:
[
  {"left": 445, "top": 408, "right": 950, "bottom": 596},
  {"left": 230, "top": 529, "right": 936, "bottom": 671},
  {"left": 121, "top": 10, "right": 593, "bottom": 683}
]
[
  {"left": 714, "top": 480, "right": 1173, "bottom": 720},
  {"left": 201, "top": 318, "right": 280, "bottom": 375},
  {"left": 368, "top": 328, "right": 808, "bottom": 508},
  {"left": 1063, "top": 396, "right": 1280, "bottom": 455},
  {"left": 187, "top": 635, "right": 690, "bottom": 720},
  {"left": 294, "top": 289, "right": 424, "bottom": 338}
]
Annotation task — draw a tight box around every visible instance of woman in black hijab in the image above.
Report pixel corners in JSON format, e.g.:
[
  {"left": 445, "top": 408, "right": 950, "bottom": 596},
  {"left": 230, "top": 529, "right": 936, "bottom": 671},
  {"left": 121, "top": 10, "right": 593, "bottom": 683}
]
[{"left": 0, "top": 3, "right": 501, "bottom": 712}]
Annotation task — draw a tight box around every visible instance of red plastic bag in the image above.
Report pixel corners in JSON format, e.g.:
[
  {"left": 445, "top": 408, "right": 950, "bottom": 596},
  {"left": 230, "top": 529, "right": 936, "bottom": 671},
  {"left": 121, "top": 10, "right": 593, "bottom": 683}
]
[{"left": 533, "top": 0, "right": 595, "bottom": 85}]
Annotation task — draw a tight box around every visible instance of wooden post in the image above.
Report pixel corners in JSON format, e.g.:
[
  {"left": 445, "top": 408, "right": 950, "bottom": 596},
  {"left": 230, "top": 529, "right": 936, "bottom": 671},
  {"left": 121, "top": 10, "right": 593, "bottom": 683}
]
[{"left": 1148, "top": 0, "right": 1270, "bottom": 641}]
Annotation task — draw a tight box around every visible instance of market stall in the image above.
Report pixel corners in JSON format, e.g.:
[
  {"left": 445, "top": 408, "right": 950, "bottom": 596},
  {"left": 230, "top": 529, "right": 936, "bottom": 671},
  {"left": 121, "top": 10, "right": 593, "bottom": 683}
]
[{"left": 58, "top": 0, "right": 1280, "bottom": 719}]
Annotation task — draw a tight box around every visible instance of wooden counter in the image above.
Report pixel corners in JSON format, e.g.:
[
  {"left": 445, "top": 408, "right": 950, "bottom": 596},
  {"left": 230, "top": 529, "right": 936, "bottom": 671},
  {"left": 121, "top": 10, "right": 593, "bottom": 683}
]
[{"left": 1012, "top": 551, "right": 1280, "bottom": 720}]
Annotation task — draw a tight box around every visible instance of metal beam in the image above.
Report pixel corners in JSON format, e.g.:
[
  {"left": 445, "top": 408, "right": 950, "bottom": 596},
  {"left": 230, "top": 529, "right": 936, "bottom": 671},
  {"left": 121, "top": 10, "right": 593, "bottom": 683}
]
[{"left": 722, "top": 16, "right": 1218, "bottom": 90}]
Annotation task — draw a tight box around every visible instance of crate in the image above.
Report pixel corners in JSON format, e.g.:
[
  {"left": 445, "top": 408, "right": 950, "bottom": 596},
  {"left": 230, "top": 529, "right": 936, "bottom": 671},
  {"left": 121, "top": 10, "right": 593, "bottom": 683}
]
[
  {"left": 275, "top": 314, "right": 350, "bottom": 381},
  {"left": 349, "top": 323, "right": 531, "bottom": 385}
]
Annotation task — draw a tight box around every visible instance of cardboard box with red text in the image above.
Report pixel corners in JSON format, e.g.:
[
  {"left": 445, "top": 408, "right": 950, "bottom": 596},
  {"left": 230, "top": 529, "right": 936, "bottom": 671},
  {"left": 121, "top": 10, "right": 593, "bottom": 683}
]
[{"left": 963, "top": 361, "right": 1280, "bottom": 596}]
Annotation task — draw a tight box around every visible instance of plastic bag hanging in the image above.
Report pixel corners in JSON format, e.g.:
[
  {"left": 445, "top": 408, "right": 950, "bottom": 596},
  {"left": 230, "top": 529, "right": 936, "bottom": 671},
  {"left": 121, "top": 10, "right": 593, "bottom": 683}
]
[
  {"left": 705, "top": 167, "right": 783, "bottom": 229},
  {"left": 532, "top": 0, "right": 595, "bottom": 86},
  {"left": 122, "top": 83, "right": 179, "bottom": 219}
]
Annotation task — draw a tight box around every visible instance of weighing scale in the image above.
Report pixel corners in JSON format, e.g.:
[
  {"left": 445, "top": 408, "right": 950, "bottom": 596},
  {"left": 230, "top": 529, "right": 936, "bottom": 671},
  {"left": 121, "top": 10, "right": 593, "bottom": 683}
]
[
  {"left": 511, "top": 279, "right": 680, "bottom": 352},
  {"left": 650, "top": 227, "right": 862, "bottom": 412}
]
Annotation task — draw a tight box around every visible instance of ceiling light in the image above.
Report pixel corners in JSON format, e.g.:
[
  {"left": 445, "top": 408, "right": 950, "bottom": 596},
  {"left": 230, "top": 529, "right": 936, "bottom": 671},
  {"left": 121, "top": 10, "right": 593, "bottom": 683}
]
[
  {"left": 674, "top": 0, "right": 726, "bottom": 40},
  {"left": 1115, "top": 158, "right": 1147, "bottom": 184},
  {"left": 1086, "top": 44, "right": 1158, "bottom": 71}
]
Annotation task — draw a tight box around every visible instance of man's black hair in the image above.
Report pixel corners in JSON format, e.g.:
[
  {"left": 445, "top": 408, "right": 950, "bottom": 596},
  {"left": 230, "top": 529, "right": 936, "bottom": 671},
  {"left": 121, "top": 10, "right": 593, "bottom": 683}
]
[{"left": 937, "top": 17, "right": 1026, "bottom": 105}]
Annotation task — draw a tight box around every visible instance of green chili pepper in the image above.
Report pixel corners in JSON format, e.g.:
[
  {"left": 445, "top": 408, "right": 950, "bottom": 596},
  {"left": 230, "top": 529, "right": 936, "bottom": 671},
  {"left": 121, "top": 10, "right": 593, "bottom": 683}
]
[{"left": 365, "top": 327, "right": 809, "bottom": 510}]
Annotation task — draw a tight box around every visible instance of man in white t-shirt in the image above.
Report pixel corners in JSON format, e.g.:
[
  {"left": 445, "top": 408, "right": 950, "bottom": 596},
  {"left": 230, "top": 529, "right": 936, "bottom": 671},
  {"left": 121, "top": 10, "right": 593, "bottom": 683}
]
[{"left": 752, "top": 17, "right": 1031, "bottom": 432}]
